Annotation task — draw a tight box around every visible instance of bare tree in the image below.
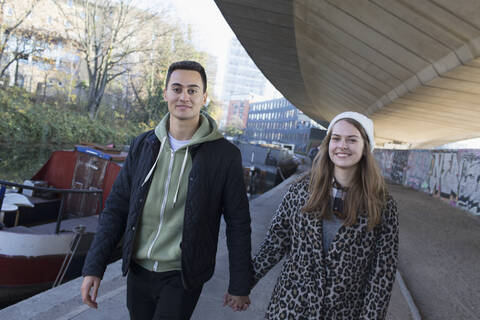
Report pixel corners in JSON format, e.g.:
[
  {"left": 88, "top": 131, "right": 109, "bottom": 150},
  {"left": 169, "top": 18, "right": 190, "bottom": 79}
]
[
  {"left": 55, "top": 0, "right": 158, "bottom": 118},
  {"left": 0, "top": 0, "right": 43, "bottom": 81}
]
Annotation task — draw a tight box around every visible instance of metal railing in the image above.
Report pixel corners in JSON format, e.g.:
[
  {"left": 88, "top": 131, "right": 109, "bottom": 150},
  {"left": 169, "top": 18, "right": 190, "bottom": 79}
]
[{"left": 0, "top": 180, "right": 103, "bottom": 234}]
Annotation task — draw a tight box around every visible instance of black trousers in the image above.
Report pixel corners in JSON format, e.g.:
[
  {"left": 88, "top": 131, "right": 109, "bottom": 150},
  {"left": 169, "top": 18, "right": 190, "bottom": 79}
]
[{"left": 127, "top": 263, "right": 203, "bottom": 320}]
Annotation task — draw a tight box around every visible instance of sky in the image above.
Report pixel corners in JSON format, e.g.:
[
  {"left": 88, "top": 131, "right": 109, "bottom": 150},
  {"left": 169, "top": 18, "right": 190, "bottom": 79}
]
[
  {"left": 440, "top": 138, "right": 480, "bottom": 149},
  {"left": 165, "top": 0, "right": 234, "bottom": 58},
  {"left": 145, "top": 0, "right": 235, "bottom": 97}
]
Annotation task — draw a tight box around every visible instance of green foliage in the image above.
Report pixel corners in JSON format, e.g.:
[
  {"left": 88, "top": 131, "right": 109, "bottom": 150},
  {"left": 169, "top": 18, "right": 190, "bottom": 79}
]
[
  {"left": 222, "top": 125, "right": 244, "bottom": 137},
  {"left": 0, "top": 16, "right": 218, "bottom": 146},
  {"left": 202, "top": 99, "right": 223, "bottom": 123},
  {"left": 0, "top": 143, "right": 56, "bottom": 183},
  {"left": 129, "top": 81, "right": 168, "bottom": 127},
  {"left": 0, "top": 87, "right": 142, "bottom": 145}
]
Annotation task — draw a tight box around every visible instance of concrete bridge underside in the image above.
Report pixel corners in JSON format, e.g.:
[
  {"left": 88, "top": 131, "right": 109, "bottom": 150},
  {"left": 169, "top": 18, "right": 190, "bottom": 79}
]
[{"left": 214, "top": 0, "right": 480, "bottom": 148}]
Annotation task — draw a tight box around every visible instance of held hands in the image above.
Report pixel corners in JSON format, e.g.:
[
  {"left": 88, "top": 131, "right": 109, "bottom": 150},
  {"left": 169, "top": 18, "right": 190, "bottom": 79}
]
[
  {"left": 223, "top": 293, "right": 251, "bottom": 311},
  {"left": 81, "top": 275, "right": 101, "bottom": 309}
]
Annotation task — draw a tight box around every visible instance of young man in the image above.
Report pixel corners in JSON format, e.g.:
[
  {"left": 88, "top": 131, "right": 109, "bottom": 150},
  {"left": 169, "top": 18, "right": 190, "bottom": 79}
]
[{"left": 81, "top": 61, "right": 252, "bottom": 319}]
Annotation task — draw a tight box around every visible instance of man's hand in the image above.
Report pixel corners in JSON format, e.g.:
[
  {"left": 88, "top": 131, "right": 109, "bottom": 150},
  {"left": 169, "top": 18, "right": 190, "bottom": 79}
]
[
  {"left": 81, "top": 275, "right": 101, "bottom": 309},
  {"left": 223, "top": 293, "right": 250, "bottom": 311}
]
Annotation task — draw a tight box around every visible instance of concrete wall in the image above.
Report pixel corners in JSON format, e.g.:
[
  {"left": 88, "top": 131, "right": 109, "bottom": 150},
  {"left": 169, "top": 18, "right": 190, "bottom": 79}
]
[{"left": 375, "top": 149, "right": 480, "bottom": 216}]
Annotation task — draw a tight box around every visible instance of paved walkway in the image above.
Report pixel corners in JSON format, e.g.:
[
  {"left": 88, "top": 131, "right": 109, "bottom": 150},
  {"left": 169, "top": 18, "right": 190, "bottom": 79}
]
[
  {"left": 390, "top": 183, "right": 480, "bottom": 320},
  {"left": 1, "top": 169, "right": 422, "bottom": 320}
]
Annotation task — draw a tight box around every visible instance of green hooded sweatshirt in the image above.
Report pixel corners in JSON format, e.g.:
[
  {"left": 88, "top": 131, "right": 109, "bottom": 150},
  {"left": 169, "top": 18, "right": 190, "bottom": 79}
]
[{"left": 134, "top": 112, "right": 223, "bottom": 272}]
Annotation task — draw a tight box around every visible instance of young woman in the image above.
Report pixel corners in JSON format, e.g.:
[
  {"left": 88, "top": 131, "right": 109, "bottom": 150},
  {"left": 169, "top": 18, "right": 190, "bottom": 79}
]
[{"left": 250, "top": 111, "right": 399, "bottom": 319}]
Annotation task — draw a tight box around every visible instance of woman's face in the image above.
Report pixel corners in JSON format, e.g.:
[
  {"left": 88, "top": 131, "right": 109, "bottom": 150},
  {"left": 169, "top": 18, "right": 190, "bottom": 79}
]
[{"left": 328, "top": 120, "right": 365, "bottom": 170}]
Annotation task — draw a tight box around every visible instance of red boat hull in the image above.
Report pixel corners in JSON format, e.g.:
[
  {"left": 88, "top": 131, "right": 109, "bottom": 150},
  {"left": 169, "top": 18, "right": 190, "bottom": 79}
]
[{"left": 0, "top": 147, "right": 123, "bottom": 308}]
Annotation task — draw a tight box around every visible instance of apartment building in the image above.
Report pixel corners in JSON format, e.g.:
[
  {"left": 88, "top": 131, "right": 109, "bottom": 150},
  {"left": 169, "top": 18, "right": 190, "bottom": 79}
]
[
  {"left": 1, "top": 0, "right": 85, "bottom": 94},
  {"left": 244, "top": 97, "right": 326, "bottom": 153}
]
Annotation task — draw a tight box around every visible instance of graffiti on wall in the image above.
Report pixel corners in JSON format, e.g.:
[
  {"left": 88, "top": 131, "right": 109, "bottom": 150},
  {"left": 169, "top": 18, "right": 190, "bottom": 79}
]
[
  {"left": 404, "top": 151, "right": 430, "bottom": 191},
  {"left": 458, "top": 151, "right": 480, "bottom": 214},
  {"left": 375, "top": 150, "right": 395, "bottom": 179},
  {"left": 390, "top": 151, "right": 409, "bottom": 185},
  {"left": 374, "top": 149, "right": 480, "bottom": 216},
  {"left": 427, "top": 151, "right": 461, "bottom": 201}
]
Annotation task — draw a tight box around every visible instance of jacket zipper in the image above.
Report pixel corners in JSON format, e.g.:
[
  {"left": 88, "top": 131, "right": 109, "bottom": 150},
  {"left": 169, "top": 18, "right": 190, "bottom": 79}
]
[{"left": 147, "top": 149, "right": 175, "bottom": 270}]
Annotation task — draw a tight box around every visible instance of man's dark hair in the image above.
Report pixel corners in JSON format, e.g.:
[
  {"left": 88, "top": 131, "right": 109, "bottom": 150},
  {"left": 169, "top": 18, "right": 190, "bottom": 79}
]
[{"left": 165, "top": 60, "right": 207, "bottom": 93}]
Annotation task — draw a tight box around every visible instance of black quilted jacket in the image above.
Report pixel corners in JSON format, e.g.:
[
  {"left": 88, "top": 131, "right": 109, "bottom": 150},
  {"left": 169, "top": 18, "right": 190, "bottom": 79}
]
[{"left": 82, "top": 130, "right": 252, "bottom": 295}]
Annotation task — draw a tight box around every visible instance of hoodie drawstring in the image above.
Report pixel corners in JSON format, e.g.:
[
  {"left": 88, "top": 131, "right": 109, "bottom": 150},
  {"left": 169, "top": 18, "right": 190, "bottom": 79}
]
[
  {"left": 142, "top": 136, "right": 167, "bottom": 187},
  {"left": 173, "top": 146, "right": 189, "bottom": 207}
]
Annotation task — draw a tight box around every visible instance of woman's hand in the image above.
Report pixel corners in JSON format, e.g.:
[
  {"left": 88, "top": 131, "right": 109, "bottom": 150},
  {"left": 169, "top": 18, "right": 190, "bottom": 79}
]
[{"left": 223, "top": 293, "right": 251, "bottom": 311}]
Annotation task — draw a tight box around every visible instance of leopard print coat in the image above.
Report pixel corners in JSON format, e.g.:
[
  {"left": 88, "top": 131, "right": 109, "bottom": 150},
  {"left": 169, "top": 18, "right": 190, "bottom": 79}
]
[{"left": 252, "top": 179, "right": 399, "bottom": 320}]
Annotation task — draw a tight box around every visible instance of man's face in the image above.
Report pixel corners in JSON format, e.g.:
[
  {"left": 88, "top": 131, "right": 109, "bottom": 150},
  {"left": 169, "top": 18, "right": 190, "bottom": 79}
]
[{"left": 164, "top": 69, "right": 207, "bottom": 122}]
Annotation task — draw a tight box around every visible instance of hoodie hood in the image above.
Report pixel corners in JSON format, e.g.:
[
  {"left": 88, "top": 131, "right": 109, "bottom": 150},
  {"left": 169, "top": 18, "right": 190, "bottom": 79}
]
[
  {"left": 142, "top": 112, "right": 222, "bottom": 189},
  {"left": 154, "top": 112, "right": 223, "bottom": 149}
]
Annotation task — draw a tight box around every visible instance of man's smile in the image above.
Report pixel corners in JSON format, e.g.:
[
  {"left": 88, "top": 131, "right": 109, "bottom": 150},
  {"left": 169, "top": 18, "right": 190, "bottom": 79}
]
[{"left": 176, "top": 105, "right": 191, "bottom": 109}]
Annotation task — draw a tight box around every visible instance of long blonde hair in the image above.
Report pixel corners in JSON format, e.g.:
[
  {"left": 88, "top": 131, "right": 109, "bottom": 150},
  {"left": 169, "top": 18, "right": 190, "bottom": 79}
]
[{"left": 303, "top": 118, "right": 387, "bottom": 230}]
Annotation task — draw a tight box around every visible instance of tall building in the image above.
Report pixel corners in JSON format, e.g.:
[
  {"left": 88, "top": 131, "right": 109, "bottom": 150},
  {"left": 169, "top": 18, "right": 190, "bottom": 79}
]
[
  {"left": 245, "top": 98, "right": 326, "bottom": 153},
  {"left": 220, "top": 37, "right": 267, "bottom": 104}
]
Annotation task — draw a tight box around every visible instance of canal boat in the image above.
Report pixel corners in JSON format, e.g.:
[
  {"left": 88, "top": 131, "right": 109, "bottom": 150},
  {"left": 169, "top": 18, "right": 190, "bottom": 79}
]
[{"left": 0, "top": 146, "right": 124, "bottom": 308}]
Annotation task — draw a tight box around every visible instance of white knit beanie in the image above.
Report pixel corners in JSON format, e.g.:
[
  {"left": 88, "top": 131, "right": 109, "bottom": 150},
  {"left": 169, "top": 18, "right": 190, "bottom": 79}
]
[{"left": 327, "top": 111, "right": 375, "bottom": 152}]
